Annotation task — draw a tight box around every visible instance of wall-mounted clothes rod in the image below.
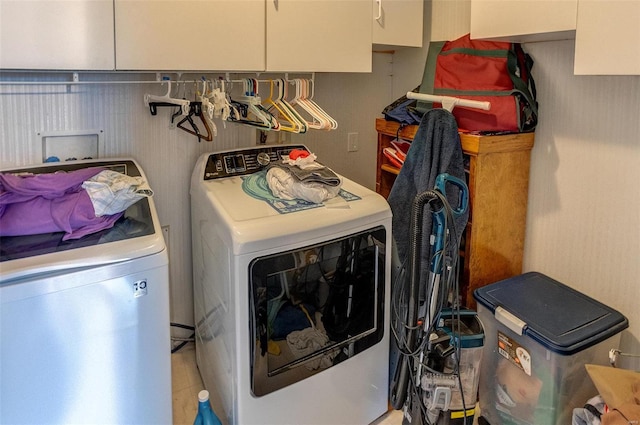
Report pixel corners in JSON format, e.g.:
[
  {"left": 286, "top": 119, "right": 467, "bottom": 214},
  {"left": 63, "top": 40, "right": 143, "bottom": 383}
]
[
  {"left": 406, "top": 92, "right": 491, "bottom": 113},
  {"left": 0, "top": 71, "right": 316, "bottom": 86},
  {"left": 143, "top": 73, "right": 335, "bottom": 141}
]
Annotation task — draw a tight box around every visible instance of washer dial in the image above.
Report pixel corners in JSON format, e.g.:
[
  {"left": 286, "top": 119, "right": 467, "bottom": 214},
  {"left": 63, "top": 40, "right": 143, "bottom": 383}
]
[{"left": 257, "top": 152, "right": 271, "bottom": 166}]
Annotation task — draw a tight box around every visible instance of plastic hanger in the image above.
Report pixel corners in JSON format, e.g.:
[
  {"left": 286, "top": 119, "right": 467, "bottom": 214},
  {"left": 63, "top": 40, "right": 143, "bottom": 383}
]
[
  {"left": 287, "top": 79, "right": 321, "bottom": 129},
  {"left": 303, "top": 79, "right": 338, "bottom": 130},
  {"left": 312, "top": 79, "right": 337, "bottom": 129},
  {"left": 263, "top": 79, "right": 307, "bottom": 133},
  {"left": 228, "top": 79, "right": 278, "bottom": 130},
  {"left": 288, "top": 79, "right": 336, "bottom": 130},
  {"left": 197, "top": 79, "right": 218, "bottom": 138},
  {"left": 262, "top": 80, "right": 297, "bottom": 133},
  {"left": 177, "top": 102, "right": 214, "bottom": 142},
  {"left": 199, "top": 79, "right": 215, "bottom": 120},
  {"left": 205, "top": 78, "right": 233, "bottom": 123},
  {"left": 278, "top": 79, "right": 309, "bottom": 133},
  {"left": 144, "top": 79, "right": 190, "bottom": 116}
]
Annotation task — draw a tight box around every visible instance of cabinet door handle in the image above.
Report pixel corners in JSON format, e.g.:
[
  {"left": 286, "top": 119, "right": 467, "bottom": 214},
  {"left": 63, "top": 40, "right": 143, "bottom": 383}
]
[
  {"left": 274, "top": 0, "right": 278, "bottom": 11},
  {"left": 375, "top": 0, "right": 382, "bottom": 22}
]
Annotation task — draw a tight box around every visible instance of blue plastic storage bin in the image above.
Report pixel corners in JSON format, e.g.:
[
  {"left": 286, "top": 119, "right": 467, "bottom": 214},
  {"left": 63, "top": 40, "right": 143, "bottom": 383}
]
[{"left": 474, "top": 272, "right": 628, "bottom": 425}]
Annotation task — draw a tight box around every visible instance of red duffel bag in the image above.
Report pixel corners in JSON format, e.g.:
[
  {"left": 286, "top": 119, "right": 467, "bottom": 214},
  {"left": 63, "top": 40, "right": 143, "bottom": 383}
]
[{"left": 416, "top": 33, "right": 538, "bottom": 133}]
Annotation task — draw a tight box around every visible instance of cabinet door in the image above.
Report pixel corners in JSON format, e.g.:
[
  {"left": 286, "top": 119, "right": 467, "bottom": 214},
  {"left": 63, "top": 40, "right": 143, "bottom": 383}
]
[
  {"left": 115, "top": 0, "right": 265, "bottom": 71},
  {"left": 574, "top": 0, "right": 640, "bottom": 75},
  {"left": 372, "top": 0, "right": 423, "bottom": 47},
  {"left": 470, "top": 0, "right": 577, "bottom": 42},
  {"left": 0, "top": 0, "right": 114, "bottom": 70},
  {"left": 266, "top": 0, "right": 372, "bottom": 72}
]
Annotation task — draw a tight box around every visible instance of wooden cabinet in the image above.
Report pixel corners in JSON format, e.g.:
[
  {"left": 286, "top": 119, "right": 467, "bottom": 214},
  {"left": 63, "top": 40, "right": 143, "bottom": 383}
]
[
  {"left": 468, "top": 0, "right": 640, "bottom": 75},
  {"left": 375, "top": 118, "right": 535, "bottom": 308},
  {"left": 115, "top": 0, "right": 265, "bottom": 71},
  {"left": 2, "top": 0, "right": 372, "bottom": 72},
  {"left": 574, "top": 0, "right": 640, "bottom": 75},
  {"left": 266, "top": 0, "right": 372, "bottom": 72},
  {"left": 117, "top": 0, "right": 372, "bottom": 72},
  {"left": 470, "top": 0, "right": 577, "bottom": 42},
  {"left": 372, "top": 0, "right": 423, "bottom": 48},
  {"left": 0, "top": 0, "right": 115, "bottom": 70}
]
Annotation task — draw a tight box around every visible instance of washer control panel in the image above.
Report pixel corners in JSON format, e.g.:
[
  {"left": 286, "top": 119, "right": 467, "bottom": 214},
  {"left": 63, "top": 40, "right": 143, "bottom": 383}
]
[{"left": 203, "top": 145, "right": 308, "bottom": 180}]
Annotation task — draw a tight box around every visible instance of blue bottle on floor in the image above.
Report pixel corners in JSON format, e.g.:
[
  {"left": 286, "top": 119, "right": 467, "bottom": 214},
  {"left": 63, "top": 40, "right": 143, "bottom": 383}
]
[{"left": 194, "top": 390, "right": 222, "bottom": 425}]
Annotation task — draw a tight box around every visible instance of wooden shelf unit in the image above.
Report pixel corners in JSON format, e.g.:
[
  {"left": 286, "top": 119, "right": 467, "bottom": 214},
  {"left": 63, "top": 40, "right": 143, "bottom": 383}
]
[{"left": 376, "top": 118, "right": 535, "bottom": 308}]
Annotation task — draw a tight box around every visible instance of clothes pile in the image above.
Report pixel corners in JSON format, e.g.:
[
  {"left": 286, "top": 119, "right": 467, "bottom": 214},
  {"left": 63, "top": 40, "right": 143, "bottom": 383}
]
[
  {"left": 286, "top": 327, "right": 338, "bottom": 370},
  {"left": 0, "top": 167, "right": 153, "bottom": 240},
  {"left": 266, "top": 149, "right": 342, "bottom": 204},
  {"left": 382, "top": 139, "right": 411, "bottom": 169},
  {"left": 573, "top": 365, "right": 640, "bottom": 425}
]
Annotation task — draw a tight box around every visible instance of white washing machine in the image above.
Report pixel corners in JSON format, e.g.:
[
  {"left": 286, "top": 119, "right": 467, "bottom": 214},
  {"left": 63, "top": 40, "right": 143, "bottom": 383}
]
[
  {"left": 0, "top": 159, "right": 171, "bottom": 424},
  {"left": 191, "top": 145, "right": 392, "bottom": 425}
]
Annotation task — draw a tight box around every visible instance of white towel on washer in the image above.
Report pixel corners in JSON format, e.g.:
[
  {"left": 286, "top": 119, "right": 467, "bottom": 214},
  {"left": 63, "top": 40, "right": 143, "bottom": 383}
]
[{"left": 82, "top": 170, "right": 153, "bottom": 216}]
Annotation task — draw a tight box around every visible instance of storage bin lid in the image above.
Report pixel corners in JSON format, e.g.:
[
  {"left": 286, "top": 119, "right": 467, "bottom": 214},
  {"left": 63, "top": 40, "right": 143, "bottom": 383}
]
[{"left": 473, "top": 272, "right": 628, "bottom": 355}]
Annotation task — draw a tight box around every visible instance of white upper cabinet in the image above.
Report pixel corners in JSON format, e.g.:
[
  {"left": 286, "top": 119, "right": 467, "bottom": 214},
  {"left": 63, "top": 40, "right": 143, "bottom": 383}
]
[
  {"left": 1, "top": 0, "right": 373, "bottom": 72},
  {"left": 574, "top": 0, "right": 640, "bottom": 75},
  {"left": 0, "top": 0, "right": 115, "bottom": 70},
  {"left": 470, "top": 0, "right": 577, "bottom": 42},
  {"left": 266, "top": 0, "right": 372, "bottom": 72},
  {"left": 372, "top": 0, "right": 423, "bottom": 47},
  {"left": 115, "top": 0, "right": 265, "bottom": 71}
]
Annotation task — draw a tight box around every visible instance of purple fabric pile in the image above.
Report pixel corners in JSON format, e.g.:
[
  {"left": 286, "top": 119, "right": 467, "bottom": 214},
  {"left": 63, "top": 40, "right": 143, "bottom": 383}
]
[{"left": 0, "top": 167, "right": 123, "bottom": 240}]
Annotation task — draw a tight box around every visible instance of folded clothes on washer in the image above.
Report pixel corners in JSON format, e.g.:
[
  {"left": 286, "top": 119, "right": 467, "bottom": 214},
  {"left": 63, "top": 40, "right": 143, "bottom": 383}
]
[
  {"left": 266, "top": 166, "right": 340, "bottom": 204},
  {"left": 274, "top": 162, "right": 341, "bottom": 187},
  {"left": 0, "top": 167, "right": 152, "bottom": 240},
  {"left": 266, "top": 151, "right": 342, "bottom": 204}
]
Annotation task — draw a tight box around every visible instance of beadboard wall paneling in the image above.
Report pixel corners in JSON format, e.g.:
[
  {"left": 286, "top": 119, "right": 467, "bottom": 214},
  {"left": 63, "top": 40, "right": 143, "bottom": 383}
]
[
  {"left": 522, "top": 40, "right": 640, "bottom": 367},
  {"left": 0, "top": 76, "right": 256, "bottom": 326},
  {"left": 430, "top": 0, "right": 471, "bottom": 42}
]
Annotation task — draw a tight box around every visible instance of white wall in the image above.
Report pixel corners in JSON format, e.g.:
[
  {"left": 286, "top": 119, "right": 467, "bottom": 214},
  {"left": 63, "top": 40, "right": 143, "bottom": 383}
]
[{"left": 523, "top": 40, "right": 640, "bottom": 368}]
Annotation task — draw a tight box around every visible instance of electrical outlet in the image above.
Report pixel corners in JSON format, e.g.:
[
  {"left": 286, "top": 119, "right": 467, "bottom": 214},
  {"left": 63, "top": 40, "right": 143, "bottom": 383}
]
[{"left": 347, "top": 132, "right": 359, "bottom": 152}]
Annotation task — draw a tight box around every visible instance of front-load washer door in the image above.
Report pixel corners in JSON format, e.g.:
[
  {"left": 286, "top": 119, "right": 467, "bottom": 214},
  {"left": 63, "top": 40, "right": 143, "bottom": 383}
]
[{"left": 248, "top": 225, "right": 386, "bottom": 396}]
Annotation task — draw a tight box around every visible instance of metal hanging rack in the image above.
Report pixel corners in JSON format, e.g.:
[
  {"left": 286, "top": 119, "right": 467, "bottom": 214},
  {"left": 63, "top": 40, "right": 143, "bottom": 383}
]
[{"left": 0, "top": 71, "right": 316, "bottom": 86}]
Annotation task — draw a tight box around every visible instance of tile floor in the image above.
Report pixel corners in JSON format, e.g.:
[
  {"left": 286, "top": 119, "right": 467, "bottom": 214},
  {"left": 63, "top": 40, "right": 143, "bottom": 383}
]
[
  {"left": 171, "top": 342, "right": 403, "bottom": 425},
  {"left": 171, "top": 343, "right": 205, "bottom": 425},
  {"left": 170, "top": 343, "right": 485, "bottom": 424}
]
